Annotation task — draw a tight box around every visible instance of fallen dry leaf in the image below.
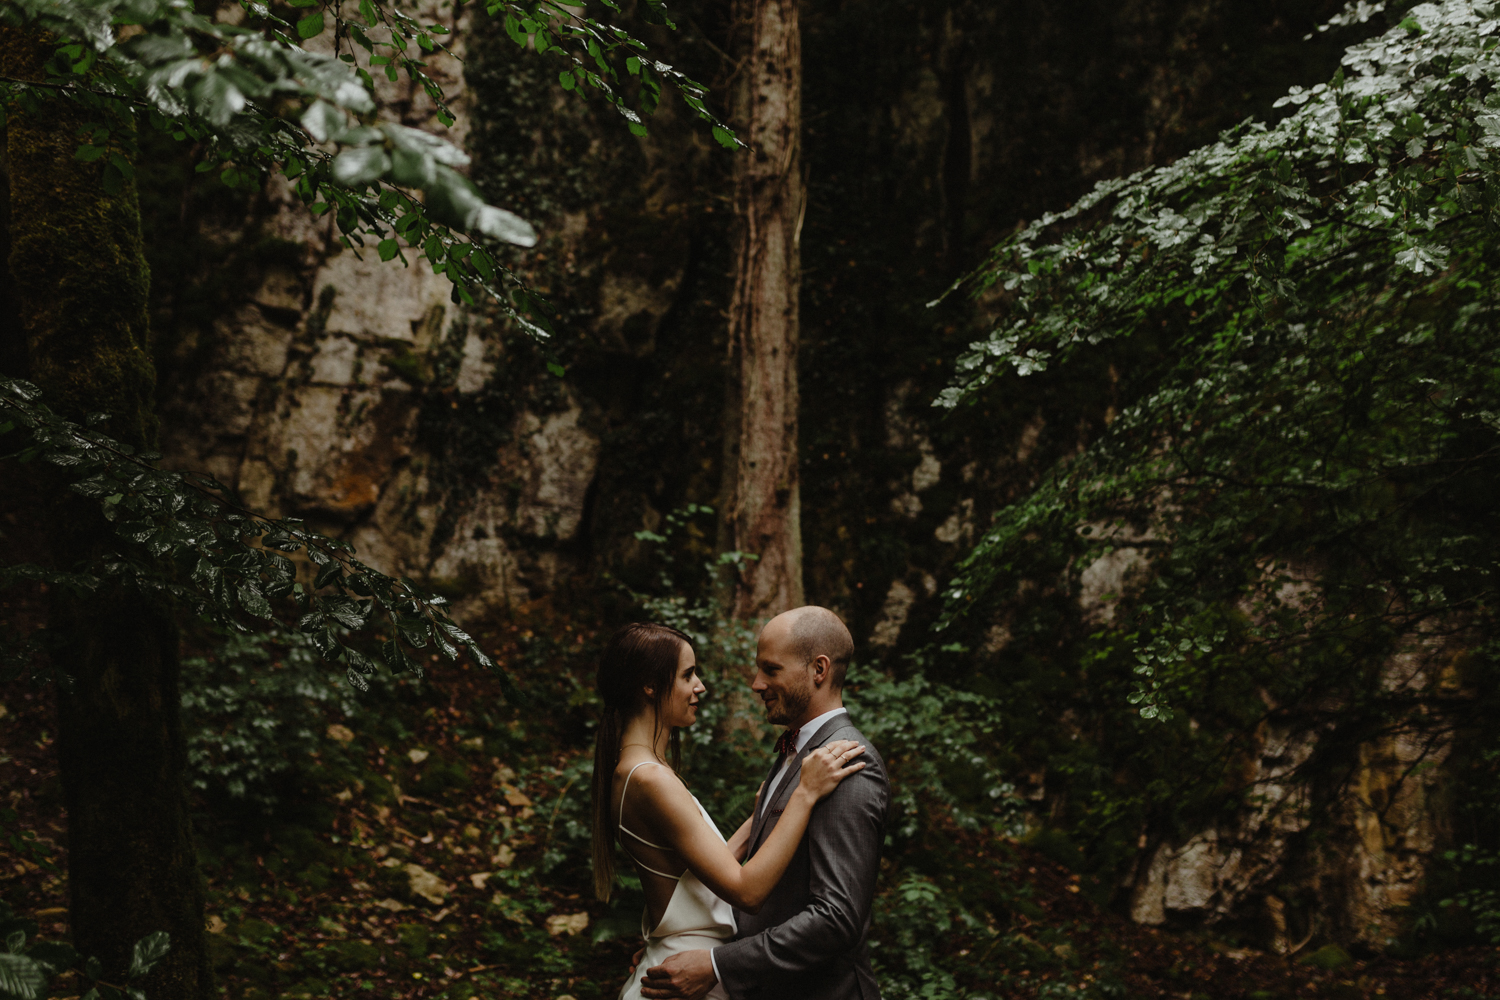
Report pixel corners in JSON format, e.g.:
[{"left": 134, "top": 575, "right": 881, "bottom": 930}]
[
  {"left": 405, "top": 863, "right": 452, "bottom": 905},
  {"left": 408, "top": 748, "right": 430, "bottom": 764},
  {"left": 326, "top": 724, "right": 355, "bottom": 744},
  {"left": 546, "top": 912, "right": 589, "bottom": 937}
]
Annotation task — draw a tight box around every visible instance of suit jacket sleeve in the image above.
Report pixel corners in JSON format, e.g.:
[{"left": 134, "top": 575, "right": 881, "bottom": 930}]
[{"left": 712, "top": 743, "right": 888, "bottom": 995}]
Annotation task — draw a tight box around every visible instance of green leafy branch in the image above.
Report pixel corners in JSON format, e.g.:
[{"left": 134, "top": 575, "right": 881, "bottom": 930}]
[
  {"left": 0, "top": 377, "right": 500, "bottom": 694},
  {"left": 0, "top": 0, "right": 738, "bottom": 341},
  {"left": 485, "top": 1, "right": 740, "bottom": 147},
  {"left": 934, "top": 1, "right": 1500, "bottom": 405}
]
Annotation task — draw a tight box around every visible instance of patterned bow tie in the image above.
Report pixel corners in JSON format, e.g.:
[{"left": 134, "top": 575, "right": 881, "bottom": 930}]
[{"left": 774, "top": 727, "right": 800, "bottom": 758}]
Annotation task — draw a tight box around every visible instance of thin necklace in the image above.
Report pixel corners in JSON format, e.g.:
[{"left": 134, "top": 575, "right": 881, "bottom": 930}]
[{"left": 621, "top": 743, "right": 665, "bottom": 755}]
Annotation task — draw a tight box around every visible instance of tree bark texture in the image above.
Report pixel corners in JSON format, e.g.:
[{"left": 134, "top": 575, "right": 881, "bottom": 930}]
[
  {"left": 719, "top": 0, "right": 805, "bottom": 621},
  {"left": 1, "top": 27, "right": 212, "bottom": 1000}
]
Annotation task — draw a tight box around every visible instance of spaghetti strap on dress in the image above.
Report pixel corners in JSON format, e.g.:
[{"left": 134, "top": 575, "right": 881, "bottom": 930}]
[
  {"left": 618, "top": 762, "right": 685, "bottom": 881},
  {"left": 615, "top": 761, "right": 734, "bottom": 1000}
]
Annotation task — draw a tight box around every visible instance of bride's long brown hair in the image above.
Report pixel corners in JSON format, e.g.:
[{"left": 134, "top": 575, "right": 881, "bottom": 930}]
[{"left": 591, "top": 622, "right": 693, "bottom": 902}]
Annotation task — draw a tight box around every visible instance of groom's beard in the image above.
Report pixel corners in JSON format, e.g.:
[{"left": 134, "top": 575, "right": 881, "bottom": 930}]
[{"left": 766, "top": 682, "right": 811, "bottom": 726}]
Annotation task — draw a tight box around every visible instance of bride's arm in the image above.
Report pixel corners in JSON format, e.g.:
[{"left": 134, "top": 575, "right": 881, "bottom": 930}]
[{"left": 639, "top": 743, "right": 865, "bottom": 913}]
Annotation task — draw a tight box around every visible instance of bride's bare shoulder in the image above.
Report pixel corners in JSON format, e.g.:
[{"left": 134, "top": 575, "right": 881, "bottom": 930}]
[{"left": 614, "top": 759, "right": 688, "bottom": 801}]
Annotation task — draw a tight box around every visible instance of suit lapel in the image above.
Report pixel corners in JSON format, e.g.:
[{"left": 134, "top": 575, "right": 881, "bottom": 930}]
[
  {"left": 754, "top": 751, "right": 784, "bottom": 823},
  {"left": 747, "top": 751, "right": 786, "bottom": 850},
  {"left": 746, "top": 710, "right": 850, "bottom": 857}
]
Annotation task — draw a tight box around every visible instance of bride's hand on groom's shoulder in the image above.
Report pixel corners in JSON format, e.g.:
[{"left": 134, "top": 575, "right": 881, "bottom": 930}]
[{"left": 796, "top": 739, "right": 866, "bottom": 802}]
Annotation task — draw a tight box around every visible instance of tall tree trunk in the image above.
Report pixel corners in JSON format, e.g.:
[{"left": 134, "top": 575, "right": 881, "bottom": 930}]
[
  {"left": 0, "top": 27, "right": 212, "bottom": 1000},
  {"left": 719, "top": 0, "right": 805, "bottom": 621}
]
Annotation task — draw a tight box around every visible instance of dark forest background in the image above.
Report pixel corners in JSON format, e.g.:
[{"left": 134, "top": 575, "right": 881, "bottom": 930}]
[{"left": 6, "top": 0, "right": 1500, "bottom": 998}]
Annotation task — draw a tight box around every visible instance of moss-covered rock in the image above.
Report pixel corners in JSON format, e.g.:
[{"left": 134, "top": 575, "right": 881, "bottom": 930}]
[{"left": 1302, "top": 944, "right": 1353, "bottom": 971}]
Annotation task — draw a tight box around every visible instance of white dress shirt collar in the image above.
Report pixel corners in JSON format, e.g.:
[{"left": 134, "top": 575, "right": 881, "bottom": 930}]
[{"left": 789, "top": 706, "right": 849, "bottom": 753}]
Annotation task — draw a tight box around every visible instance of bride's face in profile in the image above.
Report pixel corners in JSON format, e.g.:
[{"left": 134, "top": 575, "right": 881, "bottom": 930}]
[{"left": 657, "top": 641, "right": 706, "bottom": 729}]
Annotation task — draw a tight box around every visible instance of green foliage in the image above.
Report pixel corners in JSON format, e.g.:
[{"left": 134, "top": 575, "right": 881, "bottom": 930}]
[
  {"left": 1439, "top": 846, "right": 1500, "bottom": 941},
  {"left": 1434, "top": 732, "right": 1500, "bottom": 944},
  {"left": 487, "top": 2, "right": 737, "bottom": 147},
  {"left": 0, "top": 377, "right": 494, "bottom": 692},
  {"left": 873, "top": 873, "right": 959, "bottom": 976},
  {"left": 937, "top": 0, "right": 1500, "bottom": 724},
  {"left": 0, "top": 895, "right": 167, "bottom": 1000},
  {"left": 846, "top": 650, "right": 1023, "bottom": 840},
  {"left": 180, "top": 629, "right": 384, "bottom": 810}
]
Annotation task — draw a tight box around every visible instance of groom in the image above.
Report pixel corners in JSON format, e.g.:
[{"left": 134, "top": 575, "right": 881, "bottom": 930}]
[{"left": 639, "top": 606, "right": 890, "bottom": 1000}]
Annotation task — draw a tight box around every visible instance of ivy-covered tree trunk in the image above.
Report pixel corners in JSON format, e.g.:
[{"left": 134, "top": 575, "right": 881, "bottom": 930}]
[
  {"left": 719, "top": 0, "right": 805, "bottom": 620},
  {"left": 0, "top": 27, "right": 211, "bottom": 1000}
]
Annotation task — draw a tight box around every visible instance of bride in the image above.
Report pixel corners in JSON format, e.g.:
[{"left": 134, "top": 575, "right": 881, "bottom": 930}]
[{"left": 590, "top": 622, "right": 866, "bottom": 1000}]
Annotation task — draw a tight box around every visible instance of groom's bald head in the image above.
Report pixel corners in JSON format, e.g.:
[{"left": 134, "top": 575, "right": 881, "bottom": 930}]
[{"left": 775, "top": 606, "right": 855, "bottom": 691}]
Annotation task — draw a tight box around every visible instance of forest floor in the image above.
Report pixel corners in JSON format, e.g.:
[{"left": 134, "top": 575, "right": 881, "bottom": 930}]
[{"left": 1, "top": 610, "right": 1498, "bottom": 1000}]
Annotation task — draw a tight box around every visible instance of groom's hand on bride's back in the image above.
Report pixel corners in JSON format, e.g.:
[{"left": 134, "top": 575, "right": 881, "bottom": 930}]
[{"left": 640, "top": 950, "right": 717, "bottom": 1000}]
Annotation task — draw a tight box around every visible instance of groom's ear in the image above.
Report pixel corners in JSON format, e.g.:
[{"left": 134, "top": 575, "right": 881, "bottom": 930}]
[{"left": 810, "top": 654, "right": 832, "bottom": 687}]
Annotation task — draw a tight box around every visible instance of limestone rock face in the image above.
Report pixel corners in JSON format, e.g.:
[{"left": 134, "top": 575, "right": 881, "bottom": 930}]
[
  {"left": 512, "top": 407, "right": 601, "bottom": 542},
  {"left": 1129, "top": 718, "right": 1317, "bottom": 932},
  {"left": 1121, "top": 641, "right": 1459, "bottom": 949},
  {"left": 1334, "top": 727, "right": 1452, "bottom": 942},
  {"left": 156, "top": 5, "right": 605, "bottom": 610}
]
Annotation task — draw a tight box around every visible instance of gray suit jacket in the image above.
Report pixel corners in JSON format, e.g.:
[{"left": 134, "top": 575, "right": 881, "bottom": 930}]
[{"left": 713, "top": 711, "right": 889, "bottom": 1000}]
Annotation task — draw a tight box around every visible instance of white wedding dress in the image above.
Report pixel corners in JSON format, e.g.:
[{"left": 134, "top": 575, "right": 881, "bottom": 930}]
[{"left": 616, "top": 762, "right": 734, "bottom": 1000}]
